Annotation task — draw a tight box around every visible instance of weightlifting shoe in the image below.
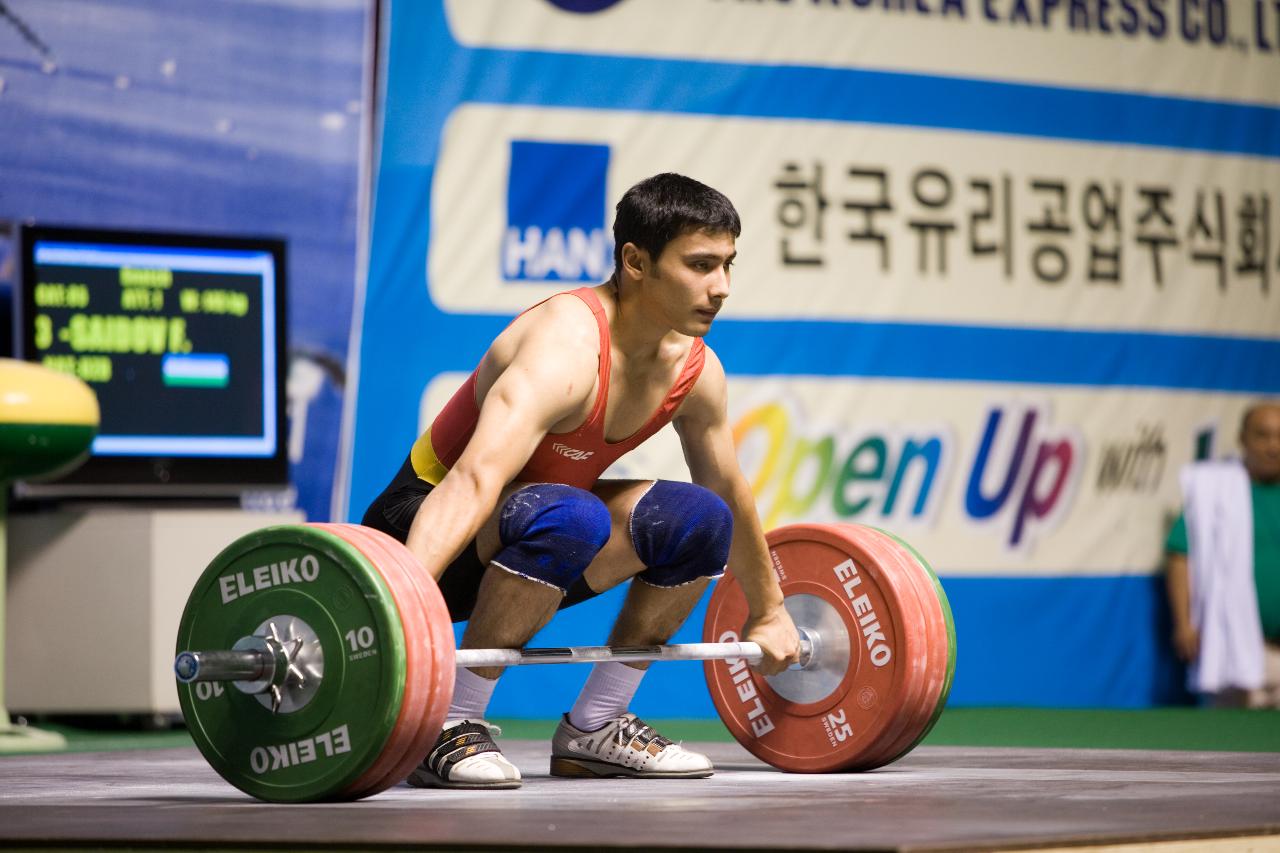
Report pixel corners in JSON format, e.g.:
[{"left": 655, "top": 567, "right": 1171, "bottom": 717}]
[
  {"left": 549, "top": 712, "right": 714, "bottom": 778},
  {"left": 407, "top": 719, "right": 522, "bottom": 789}
]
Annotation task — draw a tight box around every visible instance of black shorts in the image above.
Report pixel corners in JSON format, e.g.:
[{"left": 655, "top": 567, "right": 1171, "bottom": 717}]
[{"left": 361, "top": 455, "right": 600, "bottom": 622}]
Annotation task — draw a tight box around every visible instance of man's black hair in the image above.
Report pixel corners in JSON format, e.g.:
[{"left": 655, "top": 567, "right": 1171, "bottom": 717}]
[{"left": 612, "top": 173, "right": 741, "bottom": 274}]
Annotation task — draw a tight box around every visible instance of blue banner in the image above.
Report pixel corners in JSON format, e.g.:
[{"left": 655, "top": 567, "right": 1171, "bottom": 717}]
[{"left": 354, "top": 0, "right": 1280, "bottom": 711}]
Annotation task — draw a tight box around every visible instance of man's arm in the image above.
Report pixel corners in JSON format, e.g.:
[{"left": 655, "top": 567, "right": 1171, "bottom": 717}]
[
  {"left": 404, "top": 299, "right": 600, "bottom": 580},
  {"left": 1166, "top": 552, "right": 1198, "bottom": 662},
  {"left": 673, "top": 348, "right": 800, "bottom": 675}
]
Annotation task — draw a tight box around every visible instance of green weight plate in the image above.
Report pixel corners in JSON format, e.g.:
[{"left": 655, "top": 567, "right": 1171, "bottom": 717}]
[{"left": 175, "top": 525, "right": 407, "bottom": 803}]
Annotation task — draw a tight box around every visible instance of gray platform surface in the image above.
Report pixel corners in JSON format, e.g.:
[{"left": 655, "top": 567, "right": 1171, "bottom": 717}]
[{"left": 1, "top": 741, "right": 1279, "bottom": 851}]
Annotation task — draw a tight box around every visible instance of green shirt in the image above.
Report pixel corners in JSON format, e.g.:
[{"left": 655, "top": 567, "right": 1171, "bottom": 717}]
[{"left": 1167, "top": 481, "right": 1280, "bottom": 641}]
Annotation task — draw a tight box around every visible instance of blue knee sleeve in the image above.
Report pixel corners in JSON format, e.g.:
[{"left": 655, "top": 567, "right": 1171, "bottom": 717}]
[
  {"left": 631, "top": 481, "right": 732, "bottom": 587},
  {"left": 493, "top": 484, "right": 612, "bottom": 593}
]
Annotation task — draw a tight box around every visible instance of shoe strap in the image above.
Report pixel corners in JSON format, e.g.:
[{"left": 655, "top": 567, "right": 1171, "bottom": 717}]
[
  {"left": 428, "top": 721, "right": 504, "bottom": 779},
  {"left": 613, "top": 715, "right": 673, "bottom": 751}
]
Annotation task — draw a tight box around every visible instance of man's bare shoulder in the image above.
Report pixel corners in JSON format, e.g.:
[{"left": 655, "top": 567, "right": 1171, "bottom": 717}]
[
  {"left": 486, "top": 291, "right": 602, "bottom": 373},
  {"left": 699, "top": 343, "right": 726, "bottom": 377},
  {"left": 505, "top": 291, "right": 601, "bottom": 355},
  {"left": 678, "top": 343, "right": 728, "bottom": 423}
]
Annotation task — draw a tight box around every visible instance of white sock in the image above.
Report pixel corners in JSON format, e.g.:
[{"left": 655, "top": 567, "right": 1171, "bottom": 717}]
[
  {"left": 447, "top": 667, "right": 498, "bottom": 723},
  {"left": 568, "top": 661, "right": 646, "bottom": 732}
]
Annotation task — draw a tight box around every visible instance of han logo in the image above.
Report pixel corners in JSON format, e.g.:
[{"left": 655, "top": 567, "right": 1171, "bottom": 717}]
[{"left": 504, "top": 140, "right": 612, "bottom": 283}]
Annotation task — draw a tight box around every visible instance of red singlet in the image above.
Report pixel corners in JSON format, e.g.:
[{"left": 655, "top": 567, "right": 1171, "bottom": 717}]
[{"left": 409, "top": 287, "right": 706, "bottom": 490}]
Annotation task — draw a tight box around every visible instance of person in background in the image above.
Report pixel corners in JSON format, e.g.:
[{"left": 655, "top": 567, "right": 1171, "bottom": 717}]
[{"left": 1165, "top": 402, "right": 1280, "bottom": 707}]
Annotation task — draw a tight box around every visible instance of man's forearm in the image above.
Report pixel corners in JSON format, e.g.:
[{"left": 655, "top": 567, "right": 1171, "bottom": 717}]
[
  {"left": 405, "top": 468, "right": 500, "bottom": 581},
  {"left": 724, "top": 485, "right": 785, "bottom": 617}
]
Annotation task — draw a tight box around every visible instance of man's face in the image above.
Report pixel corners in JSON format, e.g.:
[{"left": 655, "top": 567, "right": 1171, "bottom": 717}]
[
  {"left": 638, "top": 229, "right": 736, "bottom": 337},
  {"left": 1242, "top": 404, "right": 1280, "bottom": 483}
]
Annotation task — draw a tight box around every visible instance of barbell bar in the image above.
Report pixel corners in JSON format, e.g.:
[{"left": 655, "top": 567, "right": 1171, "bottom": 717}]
[{"left": 176, "top": 631, "right": 819, "bottom": 691}]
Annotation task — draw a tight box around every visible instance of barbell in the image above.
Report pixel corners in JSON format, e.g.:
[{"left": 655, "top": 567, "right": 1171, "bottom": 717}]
[{"left": 174, "top": 521, "right": 955, "bottom": 802}]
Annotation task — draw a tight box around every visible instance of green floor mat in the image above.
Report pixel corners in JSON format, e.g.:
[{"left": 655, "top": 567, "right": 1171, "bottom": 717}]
[
  {"left": 921, "top": 707, "right": 1280, "bottom": 753},
  {"left": 3, "top": 708, "right": 1277, "bottom": 757}
]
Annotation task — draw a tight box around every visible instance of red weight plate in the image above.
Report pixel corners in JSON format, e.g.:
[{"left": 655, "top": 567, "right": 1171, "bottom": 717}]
[
  {"left": 312, "top": 523, "right": 436, "bottom": 800},
  {"left": 317, "top": 524, "right": 424, "bottom": 798},
  {"left": 822, "top": 526, "right": 933, "bottom": 771},
  {"left": 703, "top": 523, "right": 932, "bottom": 773},
  {"left": 867, "top": 527, "right": 955, "bottom": 766},
  {"left": 336, "top": 524, "right": 455, "bottom": 798},
  {"left": 377, "top": 526, "right": 455, "bottom": 787},
  {"left": 342, "top": 524, "right": 454, "bottom": 796},
  {"left": 409, "top": 544, "right": 456, "bottom": 786},
  {"left": 840, "top": 526, "right": 948, "bottom": 770},
  {"left": 749, "top": 523, "right": 937, "bottom": 773},
  {"left": 704, "top": 524, "right": 920, "bottom": 773},
  {"left": 876, "top": 565, "right": 948, "bottom": 765},
  {"left": 311, "top": 523, "right": 427, "bottom": 799},
  {"left": 828, "top": 526, "right": 940, "bottom": 770}
]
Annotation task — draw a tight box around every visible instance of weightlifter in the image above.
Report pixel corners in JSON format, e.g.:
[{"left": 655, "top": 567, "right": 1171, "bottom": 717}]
[{"left": 363, "top": 173, "right": 801, "bottom": 789}]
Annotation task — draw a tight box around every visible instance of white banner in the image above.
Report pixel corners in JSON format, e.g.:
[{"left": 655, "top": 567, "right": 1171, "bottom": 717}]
[
  {"left": 445, "top": 0, "right": 1280, "bottom": 105},
  {"left": 431, "top": 104, "right": 1280, "bottom": 336},
  {"left": 421, "top": 370, "right": 1247, "bottom": 576}
]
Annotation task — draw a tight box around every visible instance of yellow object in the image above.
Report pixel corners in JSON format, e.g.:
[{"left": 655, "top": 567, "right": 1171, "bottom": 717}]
[
  {"left": 0, "top": 359, "right": 100, "bottom": 482},
  {"left": 0, "top": 359, "right": 99, "bottom": 427},
  {"left": 409, "top": 427, "right": 448, "bottom": 486}
]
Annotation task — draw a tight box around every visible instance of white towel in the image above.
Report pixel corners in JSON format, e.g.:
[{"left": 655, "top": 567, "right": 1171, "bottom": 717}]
[{"left": 1181, "top": 460, "right": 1265, "bottom": 693}]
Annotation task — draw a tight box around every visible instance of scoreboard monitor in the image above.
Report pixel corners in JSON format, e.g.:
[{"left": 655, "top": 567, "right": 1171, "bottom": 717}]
[{"left": 15, "top": 224, "right": 288, "bottom": 497}]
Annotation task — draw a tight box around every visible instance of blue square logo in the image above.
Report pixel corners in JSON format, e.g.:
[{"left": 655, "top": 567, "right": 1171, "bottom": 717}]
[{"left": 504, "top": 140, "right": 612, "bottom": 283}]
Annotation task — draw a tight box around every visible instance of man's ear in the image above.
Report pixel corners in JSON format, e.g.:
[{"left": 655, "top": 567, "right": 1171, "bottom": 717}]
[{"left": 620, "top": 242, "right": 648, "bottom": 282}]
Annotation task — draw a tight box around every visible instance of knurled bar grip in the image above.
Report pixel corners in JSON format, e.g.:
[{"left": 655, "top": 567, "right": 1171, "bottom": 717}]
[{"left": 175, "top": 638, "right": 813, "bottom": 684}]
